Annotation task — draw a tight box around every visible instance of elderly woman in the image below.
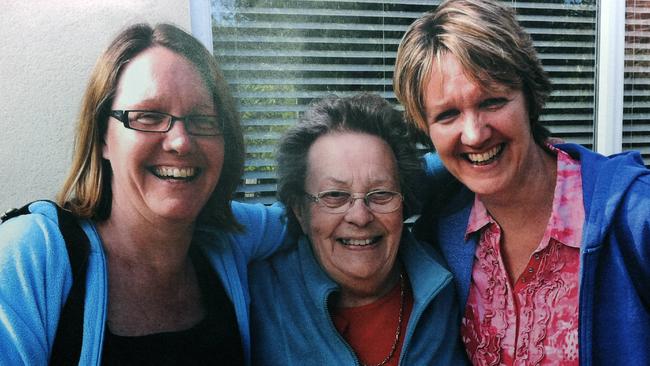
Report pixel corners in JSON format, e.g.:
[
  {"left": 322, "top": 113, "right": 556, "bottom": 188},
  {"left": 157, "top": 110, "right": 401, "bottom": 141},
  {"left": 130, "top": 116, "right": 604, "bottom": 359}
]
[
  {"left": 0, "top": 24, "right": 286, "bottom": 364},
  {"left": 248, "top": 94, "right": 467, "bottom": 365},
  {"left": 393, "top": 0, "right": 650, "bottom": 365}
]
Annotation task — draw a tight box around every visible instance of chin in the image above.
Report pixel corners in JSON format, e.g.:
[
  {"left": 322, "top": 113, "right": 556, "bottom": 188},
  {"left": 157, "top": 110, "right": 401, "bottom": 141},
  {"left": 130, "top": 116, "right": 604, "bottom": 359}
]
[
  {"left": 465, "top": 179, "right": 508, "bottom": 198},
  {"left": 153, "top": 202, "right": 203, "bottom": 222}
]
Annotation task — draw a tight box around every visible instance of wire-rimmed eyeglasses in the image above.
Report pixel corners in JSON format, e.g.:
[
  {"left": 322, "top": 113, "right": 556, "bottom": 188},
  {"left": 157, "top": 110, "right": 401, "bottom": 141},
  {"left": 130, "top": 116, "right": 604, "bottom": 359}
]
[
  {"left": 304, "top": 190, "right": 403, "bottom": 214},
  {"left": 110, "top": 110, "right": 223, "bottom": 136}
]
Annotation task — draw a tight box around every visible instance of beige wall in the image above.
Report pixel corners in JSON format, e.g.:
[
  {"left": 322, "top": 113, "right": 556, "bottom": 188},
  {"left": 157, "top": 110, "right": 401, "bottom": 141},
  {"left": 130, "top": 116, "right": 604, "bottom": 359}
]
[{"left": 0, "top": 0, "right": 192, "bottom": 211}]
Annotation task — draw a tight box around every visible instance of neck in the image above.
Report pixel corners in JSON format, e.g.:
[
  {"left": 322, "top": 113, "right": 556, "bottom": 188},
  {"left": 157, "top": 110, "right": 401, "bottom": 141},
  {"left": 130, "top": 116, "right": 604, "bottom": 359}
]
[
  {"left": 480, "top": 145, "right": 557, "bottom": 226},
  {"left": 337, "top": 265, "right": 402, "bottom": 308},
  {"left": 96, "top": 201, "right": 195, "bottom": 274}
]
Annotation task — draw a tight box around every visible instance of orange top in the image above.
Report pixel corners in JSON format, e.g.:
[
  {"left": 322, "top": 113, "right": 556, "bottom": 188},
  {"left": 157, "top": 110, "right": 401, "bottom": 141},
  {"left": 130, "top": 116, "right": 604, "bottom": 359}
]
[{"left": 332, "top": 279, "right": 414, "bottom": 366}]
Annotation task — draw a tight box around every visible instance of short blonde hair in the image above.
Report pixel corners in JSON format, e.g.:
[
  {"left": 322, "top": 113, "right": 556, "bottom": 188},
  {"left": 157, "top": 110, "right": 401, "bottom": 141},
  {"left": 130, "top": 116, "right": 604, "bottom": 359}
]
[
  {"left": 393, "top": 0, "right": 551, "bottom": 145},
  {"left": 57, "top": 23, "right": 244, "bottom": 231}
]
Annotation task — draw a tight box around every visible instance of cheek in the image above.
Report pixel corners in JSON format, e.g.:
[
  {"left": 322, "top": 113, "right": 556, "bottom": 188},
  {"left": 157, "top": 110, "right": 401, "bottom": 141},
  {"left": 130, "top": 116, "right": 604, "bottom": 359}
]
[
  {"left": 201, "top": 140, "right": 226, "bottom": 173},
  {"left": 306, "top": 211, "right": 339, "bottom": 242},
  {"left": 102, "top": 127, "right": 119, "bottom": 160},
  {"left": 428, "top": 125, "right": 448, "bottom": 151},
  {"left": 376, "top": 210, "right": 403, "bottom": 251},
  {"left": 102, "top": 125, "right": 142, "bottom": 164},
  {"left": 386, "top": 216, "right": 403, "bottom": 245}
]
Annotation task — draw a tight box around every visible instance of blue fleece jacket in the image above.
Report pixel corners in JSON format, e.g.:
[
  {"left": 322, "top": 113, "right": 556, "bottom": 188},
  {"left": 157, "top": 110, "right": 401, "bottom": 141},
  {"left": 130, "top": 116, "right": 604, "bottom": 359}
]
[
  {"left": 0, "top": 200, "right": 286, "bottom": 365},
  {"left": 248, "top": 233, "right": 469, "bottom": 365},
  {"left": 418, "top": 143, "right": 650, "bottom": 365}
]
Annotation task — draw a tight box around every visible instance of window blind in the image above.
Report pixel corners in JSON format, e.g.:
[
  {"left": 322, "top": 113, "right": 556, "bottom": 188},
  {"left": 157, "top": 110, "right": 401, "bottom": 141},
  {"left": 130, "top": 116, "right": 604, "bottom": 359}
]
[
  {"left": 212, "top": 0, "right": 598, "bottom": 203},
  {"left": 624, "top": 1, "right": 650, "bottom": 165}
]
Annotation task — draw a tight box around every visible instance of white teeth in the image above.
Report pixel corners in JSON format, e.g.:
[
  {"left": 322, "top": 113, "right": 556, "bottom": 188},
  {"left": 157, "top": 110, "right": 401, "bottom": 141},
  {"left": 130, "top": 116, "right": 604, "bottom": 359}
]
[
  {"left": 467, "top": 145, "right": 502, "bottom": 163},
  {"left": 154, "top": 167, "right": 196, "bottom": 178},
  {"left": 341, "top": 238, "right": 375, "bottom": 246}
]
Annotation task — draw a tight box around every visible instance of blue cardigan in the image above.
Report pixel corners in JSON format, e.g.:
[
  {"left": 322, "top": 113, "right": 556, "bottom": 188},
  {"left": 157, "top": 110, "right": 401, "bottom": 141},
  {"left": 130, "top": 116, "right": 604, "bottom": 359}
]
[
  {"left": 248, "top": 233, "right": 469, "bottom": 365},
  {"left": 419, "top": 143, "right": 650, "bottom": 365},
  {"left": 0, "top": 200, "right": 287, "bottom": 365}
]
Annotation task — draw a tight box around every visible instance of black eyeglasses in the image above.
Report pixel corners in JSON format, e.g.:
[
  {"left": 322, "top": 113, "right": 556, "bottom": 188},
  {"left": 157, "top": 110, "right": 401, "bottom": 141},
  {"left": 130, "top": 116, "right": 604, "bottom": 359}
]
[
  {"left": 110, "top": 110, "right": 223, "bottom": 136},
  {"left": 304, "top": 190, "right": 403, "bottom": 214}
]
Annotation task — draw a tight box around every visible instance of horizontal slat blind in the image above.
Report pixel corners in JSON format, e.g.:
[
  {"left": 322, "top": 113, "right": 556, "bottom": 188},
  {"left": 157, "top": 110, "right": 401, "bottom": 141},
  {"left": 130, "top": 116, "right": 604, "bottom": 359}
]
[
  {"left": 623, "top": 1, "right": 650, "bottom": 164},
  {"left": 212, "top": 0, "right": 597, "bottom": 203}
]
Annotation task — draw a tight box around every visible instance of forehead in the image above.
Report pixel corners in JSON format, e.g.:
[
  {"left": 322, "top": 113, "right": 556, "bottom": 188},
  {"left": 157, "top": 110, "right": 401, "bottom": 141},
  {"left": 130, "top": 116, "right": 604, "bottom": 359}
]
[
  {"left": 112, "top": 46, "right": 213, "bottom": 110},
  {"left": 305, "top": 132, "right": 398, "bottom": 188},
  {"left": 424, "top": 54, "right": 514, "bottom": 109}
]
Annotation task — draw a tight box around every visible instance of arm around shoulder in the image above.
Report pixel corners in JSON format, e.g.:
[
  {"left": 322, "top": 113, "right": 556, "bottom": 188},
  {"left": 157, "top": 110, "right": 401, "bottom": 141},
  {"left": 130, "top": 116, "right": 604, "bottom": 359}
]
[{"left": 229, "top": 200, "right": 288, "bottom": 261}]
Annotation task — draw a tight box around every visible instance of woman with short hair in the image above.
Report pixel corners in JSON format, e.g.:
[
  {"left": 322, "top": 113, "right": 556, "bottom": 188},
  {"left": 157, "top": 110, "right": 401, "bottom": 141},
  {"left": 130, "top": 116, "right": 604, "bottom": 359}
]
[
  {"left": 394, "top": 0, "right": 650, "bottom": 364},
  {"left": 249, "top": 94, "right": 467, "bottom": 366}
]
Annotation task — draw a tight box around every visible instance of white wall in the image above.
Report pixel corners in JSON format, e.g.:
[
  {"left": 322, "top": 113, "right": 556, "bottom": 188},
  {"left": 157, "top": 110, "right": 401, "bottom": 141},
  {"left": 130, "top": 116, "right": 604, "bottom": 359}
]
[{"left": 0, "top": 0, "right": 191, "bottom": 212}]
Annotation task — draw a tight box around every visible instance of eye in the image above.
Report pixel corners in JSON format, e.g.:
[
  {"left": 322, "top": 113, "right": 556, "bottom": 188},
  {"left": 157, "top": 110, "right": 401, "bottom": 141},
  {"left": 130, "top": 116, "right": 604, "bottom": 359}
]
[
  {"left": 434, "top": 108, "right": 460, "bottom": 124},
  {"left": 318, "top": 191, "right": 351, "bottom": 207},
  {"left": 367, "top": 190, "right": 398, "bottom": 204},
  {"left": 131, "top": 111, "right": 167, "bottom": 125},
  {"left": 189, "top": 116, "right": 220, "bottom": 133},
  {"left": 479, "top": 98, "right": 508, "bottom": 110}
]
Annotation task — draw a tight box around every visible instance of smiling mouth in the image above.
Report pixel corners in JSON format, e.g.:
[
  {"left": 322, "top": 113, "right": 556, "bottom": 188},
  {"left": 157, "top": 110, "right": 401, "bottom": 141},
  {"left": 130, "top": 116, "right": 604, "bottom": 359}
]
[
  {"left": 150, "top": 166, "right": 200, "bottom": 181},
  {"left": 338, "top": 236, "right": 381, "bottom": 247},
  {"left": 464, "top": 144, "right": 504, "bottom": 166}
]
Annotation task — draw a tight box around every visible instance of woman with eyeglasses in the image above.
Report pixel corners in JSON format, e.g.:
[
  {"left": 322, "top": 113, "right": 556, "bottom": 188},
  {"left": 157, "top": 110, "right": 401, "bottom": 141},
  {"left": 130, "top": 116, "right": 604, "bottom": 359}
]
[
  {"left": 0, "top": 23, "right": 286, "bottom": 365},
  {"left": 248, "top": 94, "right": 468, "bottom": 366}
]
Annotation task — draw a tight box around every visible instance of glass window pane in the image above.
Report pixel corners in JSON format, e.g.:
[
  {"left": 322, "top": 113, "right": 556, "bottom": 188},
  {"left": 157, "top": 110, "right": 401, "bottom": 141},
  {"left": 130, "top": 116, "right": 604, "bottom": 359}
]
[{"left": 212, "top": 0, "right": 598, "bottom": 202}]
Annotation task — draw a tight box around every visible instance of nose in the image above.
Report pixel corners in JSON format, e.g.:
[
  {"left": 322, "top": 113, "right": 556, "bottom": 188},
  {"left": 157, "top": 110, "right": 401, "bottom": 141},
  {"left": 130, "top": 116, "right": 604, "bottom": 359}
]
[
  {"left": 163, "top": 120, "right": 194, "bottom": 155},
  {"left": 460, "top": 112, "right": 490, "bottom": 147},
  {"left": 343, "top": 198, "right": 374, "bottom": 227}
]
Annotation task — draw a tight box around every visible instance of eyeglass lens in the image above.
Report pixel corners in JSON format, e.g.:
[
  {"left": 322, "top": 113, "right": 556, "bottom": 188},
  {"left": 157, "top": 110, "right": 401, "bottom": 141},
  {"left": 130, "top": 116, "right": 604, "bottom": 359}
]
[
  {"left": 315, "top": 191, "right": 401, "bottom": 214},
  {"left": 126, "top": 111, "right": 221, "bottom": 136}
]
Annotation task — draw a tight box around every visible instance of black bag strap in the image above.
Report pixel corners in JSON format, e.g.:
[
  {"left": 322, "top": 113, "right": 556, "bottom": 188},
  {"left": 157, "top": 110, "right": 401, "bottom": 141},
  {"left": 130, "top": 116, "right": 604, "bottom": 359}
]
[{"left": 1, "top": 201, "right": 90, "bottom": 365}]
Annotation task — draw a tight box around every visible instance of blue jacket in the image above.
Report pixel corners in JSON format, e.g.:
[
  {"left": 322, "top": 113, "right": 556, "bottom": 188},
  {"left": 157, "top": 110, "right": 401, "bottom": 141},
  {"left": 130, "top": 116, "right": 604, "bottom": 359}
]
[
  {"left": 248, "top": 233, "right": 469, "bottom": 365},
  {"left": 0, "top": 200, "right": 287, "bottom": 365},
  {"left": 418, "top": 143, "right": 650, "bottom": 365}
]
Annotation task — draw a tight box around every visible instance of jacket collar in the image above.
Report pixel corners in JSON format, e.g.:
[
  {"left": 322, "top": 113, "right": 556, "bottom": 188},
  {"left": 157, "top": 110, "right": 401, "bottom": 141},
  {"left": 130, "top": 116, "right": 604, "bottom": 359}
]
[{"left": 296, "top": 232, "right": 452, "bottom": 313}]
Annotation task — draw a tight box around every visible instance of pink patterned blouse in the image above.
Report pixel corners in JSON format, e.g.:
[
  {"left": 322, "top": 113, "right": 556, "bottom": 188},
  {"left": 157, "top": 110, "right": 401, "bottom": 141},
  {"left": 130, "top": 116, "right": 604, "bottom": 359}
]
[{"left": 460, "top": 147, "right": 584, "bottom": 366}]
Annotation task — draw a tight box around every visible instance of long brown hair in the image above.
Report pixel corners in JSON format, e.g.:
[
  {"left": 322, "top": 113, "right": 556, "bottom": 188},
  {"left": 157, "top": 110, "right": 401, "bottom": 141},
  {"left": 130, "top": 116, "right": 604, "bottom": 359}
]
[{"left": 57, "top": 23, "right": 244, "bottom": 231}]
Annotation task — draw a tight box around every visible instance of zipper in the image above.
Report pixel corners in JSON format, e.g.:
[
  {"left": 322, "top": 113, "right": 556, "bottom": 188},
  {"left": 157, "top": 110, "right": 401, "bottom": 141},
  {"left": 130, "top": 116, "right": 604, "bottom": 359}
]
[
  {"left": 323, "top": 288, "right": 360, "bottom": 366},
  {"left": 397, "top": 273, "right": 453, "bottom": 365}
]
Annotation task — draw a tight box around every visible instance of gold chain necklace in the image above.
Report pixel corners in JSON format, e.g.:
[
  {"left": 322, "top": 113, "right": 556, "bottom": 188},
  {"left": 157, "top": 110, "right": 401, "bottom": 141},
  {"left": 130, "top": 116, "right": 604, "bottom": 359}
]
[{"left": 361, "top": 272, "right": 406, "bottom": 366}]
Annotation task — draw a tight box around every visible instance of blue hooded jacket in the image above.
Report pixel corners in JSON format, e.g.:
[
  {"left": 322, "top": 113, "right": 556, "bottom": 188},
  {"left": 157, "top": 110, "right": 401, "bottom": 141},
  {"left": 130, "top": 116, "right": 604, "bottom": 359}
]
[
  {"left": 0, "top": 200, "right": 287, "bottom": 365},
  {"left": 418, "top": 143, "right": 650, "bottom": 365}
]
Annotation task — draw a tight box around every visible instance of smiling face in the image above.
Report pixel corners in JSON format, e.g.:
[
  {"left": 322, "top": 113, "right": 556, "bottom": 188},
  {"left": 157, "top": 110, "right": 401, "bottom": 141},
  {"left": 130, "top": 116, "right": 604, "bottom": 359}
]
[
  {"left": 423, "top": 53, "right": 546, "bottom": 200},
  {"left": 294, "top": 132, "right": 403, "bottom": 297},
  {"left": 103, "top": 46, "right": 224, "bottom": 224}
]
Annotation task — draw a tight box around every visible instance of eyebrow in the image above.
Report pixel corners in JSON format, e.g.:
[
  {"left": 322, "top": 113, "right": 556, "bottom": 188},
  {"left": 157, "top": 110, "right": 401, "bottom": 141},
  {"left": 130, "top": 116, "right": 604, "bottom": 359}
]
[
  {"left": 319, "top": 176, "right": 396, "bottom": 187},
  {"left": 125, "top": 99, "right": 215, "bottom": 113}
]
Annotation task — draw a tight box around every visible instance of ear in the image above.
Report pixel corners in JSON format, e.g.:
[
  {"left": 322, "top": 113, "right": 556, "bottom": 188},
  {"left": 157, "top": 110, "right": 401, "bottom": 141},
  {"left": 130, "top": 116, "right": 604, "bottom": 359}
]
[{"left": 292, "top": 202, "right": 308, "bottom": 234}]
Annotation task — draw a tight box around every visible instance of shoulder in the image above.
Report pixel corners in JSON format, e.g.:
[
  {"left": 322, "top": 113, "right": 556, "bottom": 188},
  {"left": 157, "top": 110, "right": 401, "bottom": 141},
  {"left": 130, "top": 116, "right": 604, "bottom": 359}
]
[
  {"left": 400, "top": 234, "right": 453, "bottom": 282},
  {"left": 567, "top": 144, "right": 650, "bottom": 218},
  {"left": 403, "top": 234, "right": 446, "bottom": 264},
  {"left": 0, "top": 202, "right": 73, "bottom": 294},
  {"left": 0, "top": 201, "right": 67, "bottom": 262},
  {"left": 413, "top": 185, "right": 473, "bottom": 244},
  {"left": 557, "top": 143, "right": 647, "bottom": 181}
]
